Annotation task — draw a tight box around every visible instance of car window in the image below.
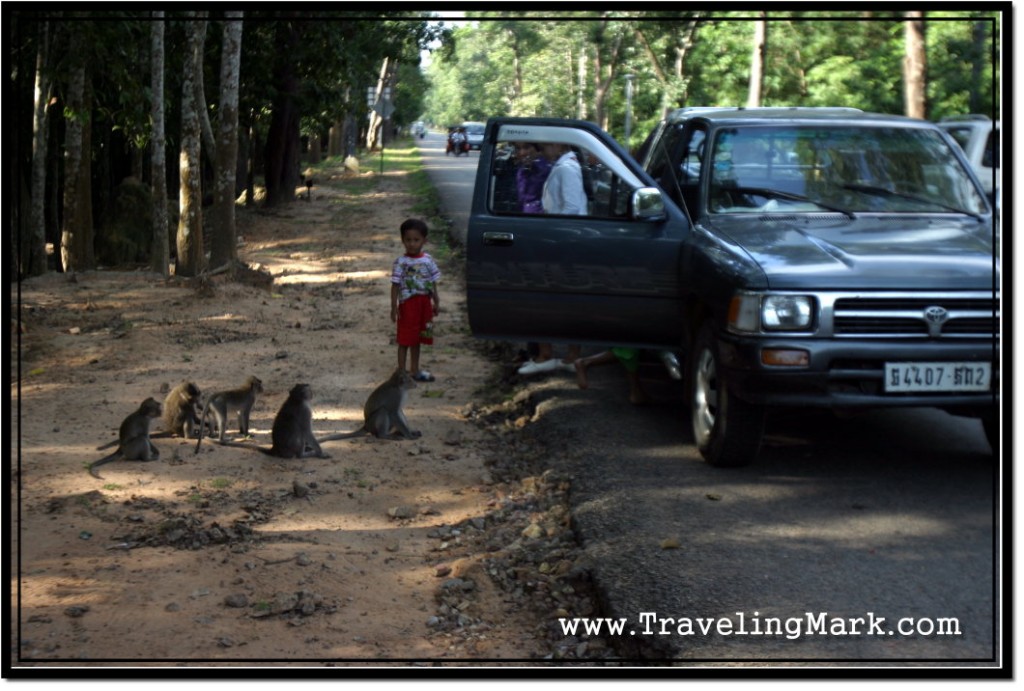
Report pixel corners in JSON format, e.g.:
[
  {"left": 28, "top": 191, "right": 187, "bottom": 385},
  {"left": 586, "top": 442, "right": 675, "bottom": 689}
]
[
  {"left": 488, "top": 126, "right": 644, "bottom": 219},
  {"left": 708, "top": 125, "right": 987, "bottom": 215},
  {"left": 943, "top": 125, "right": 973, "bottom": 151}
]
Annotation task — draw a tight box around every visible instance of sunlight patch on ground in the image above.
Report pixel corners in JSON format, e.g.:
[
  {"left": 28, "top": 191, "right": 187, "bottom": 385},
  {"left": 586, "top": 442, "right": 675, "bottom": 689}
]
[{"left": 274, "top": 268, "right": 388, "bottom": 286}]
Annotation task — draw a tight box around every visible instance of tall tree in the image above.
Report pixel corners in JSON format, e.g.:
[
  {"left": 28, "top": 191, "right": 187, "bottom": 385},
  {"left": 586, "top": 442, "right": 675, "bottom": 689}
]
[
  {"left": 27, "top": 20, "right": 51, "bottom": 276},
  {"left": 209, "top": 12, "right": 244, "bottom": 269},
  {"left": 903, "top": 11, "right": 927, "bottom": 118},
  {"left": 150, "top": 12, "right": 169, "bottom": 276},
  {"left": 263, "top": 18, "right": 303, "bottom": 207},
  {"left": 176, "top": 16, "right": 206, "bottom": 277},
  {"left": 60, "top": 26, "right": 94, "bottom": 273},
  {"left": 747, "top": 12, "right": 766, "bottom": 107},
  {"left": 590, "top": 18, "right": 625, "bottom": 131}
]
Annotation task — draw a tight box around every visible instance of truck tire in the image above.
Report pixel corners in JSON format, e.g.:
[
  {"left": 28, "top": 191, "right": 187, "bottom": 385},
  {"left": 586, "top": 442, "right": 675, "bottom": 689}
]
[{"left": 689, "top": 323, "right": 765, "bottom": 467}]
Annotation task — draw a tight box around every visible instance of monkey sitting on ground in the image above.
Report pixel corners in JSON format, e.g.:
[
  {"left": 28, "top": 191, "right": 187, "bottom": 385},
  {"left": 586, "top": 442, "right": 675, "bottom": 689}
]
[
  {"left": 206, "top": 383, "right": 330, "bottom": 459},
  {"left": 96, "top": 381, "right": 204, "bottom": 450},
  {"left": 162, "top": 380, "right": 203, "bottom": 439},
  {"left": 194, "top": 376, "right": 263, "bottom": 453},
  {"left": 89, "top": 398, "right": 162, "bottom": 479},
  {"left": 318, "top": 369, "right": 421, "bottom": 442}
]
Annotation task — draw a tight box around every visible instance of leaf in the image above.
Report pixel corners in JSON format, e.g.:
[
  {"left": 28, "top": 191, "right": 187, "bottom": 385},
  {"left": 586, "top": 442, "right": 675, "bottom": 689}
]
[{"left": 421, "top": 389, "right": 445, "bottom": 398}]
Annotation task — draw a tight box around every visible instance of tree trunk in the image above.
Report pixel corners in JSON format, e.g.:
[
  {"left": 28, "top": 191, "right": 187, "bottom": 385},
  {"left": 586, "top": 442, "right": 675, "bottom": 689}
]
[
  {"left": 747, "top": 13, "right": 766, "bottom": 107},
  {"left": 969, "top": 21, "right": 986, "bottom": 114},
  {"left": 210, "top": 12, "right": 243, "bottom": 269},
  {"left": 329, "top": 119, "right": 343, "bottom": 157},
  {"left": 365, "top": 56, "right": 389, "bottom": 151},
  {"left": 176, "top": 17, "right": 206, "bottom": 277},
  {"left": 264, "top": 22, "right": 302, "bottom": 207},
  {"left": 60, "top": 45, "right": 94, "bottom": 273},
  {"left": 150, "top": 12, "right": 169, "bottom": 276},
  {"left": 27, "top": 20, "right": 50, "bottom": 277},
  {"left": 903, "top": 11, "right": 927, "bottom": 119}
]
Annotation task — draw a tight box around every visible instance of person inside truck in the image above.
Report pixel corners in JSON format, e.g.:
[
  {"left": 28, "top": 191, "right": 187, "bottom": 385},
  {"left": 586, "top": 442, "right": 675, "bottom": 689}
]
[
  {"left": 540, "top": 142, "right": 589, "bottom": 215},
  {"left": 517, "top": 141, "right": 585, "bottom": 377},
  {"left": 513, "top": 142, "right": 552, "bottom": 214}
]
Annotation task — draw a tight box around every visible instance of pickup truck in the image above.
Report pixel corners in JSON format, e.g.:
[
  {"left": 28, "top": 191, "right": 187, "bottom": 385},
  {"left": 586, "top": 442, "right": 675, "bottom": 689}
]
[{"left": 466, "top": 108, "right": 999, "bottom": 467}]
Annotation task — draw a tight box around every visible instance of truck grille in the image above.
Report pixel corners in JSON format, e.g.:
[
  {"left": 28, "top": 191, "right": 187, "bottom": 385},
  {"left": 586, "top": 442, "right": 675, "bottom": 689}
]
[{"left": 829, "top": 294, "right": 998, "bottom": 339}]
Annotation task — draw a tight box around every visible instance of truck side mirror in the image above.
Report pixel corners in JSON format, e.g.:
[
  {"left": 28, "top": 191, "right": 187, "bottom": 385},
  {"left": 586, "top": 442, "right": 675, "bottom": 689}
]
[{"left": 632, "top": 187, "right": 667, "bottom": 221}]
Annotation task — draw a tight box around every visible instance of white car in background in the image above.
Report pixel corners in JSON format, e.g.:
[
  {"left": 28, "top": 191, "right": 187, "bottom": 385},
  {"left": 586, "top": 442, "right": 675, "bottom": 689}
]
[
  {"left": 938, "top": 115, "right": 999, "bottom": 203},
  {"left": 462, "top": 122, "right": 486, "bottom": 150}
]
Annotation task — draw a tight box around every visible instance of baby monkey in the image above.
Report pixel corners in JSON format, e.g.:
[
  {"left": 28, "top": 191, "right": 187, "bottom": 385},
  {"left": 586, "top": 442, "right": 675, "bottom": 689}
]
[
  {"left": 319, "top": 369, "right": 421, "bottom": 442},
  {"left": 89, "top": 397, "right": 162, "bottom": 479}
]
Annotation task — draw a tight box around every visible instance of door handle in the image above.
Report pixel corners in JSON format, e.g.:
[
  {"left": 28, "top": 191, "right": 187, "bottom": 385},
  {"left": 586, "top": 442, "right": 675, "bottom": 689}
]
[{"left": 482, "top": 231, "right": 514, "bottom": 246}]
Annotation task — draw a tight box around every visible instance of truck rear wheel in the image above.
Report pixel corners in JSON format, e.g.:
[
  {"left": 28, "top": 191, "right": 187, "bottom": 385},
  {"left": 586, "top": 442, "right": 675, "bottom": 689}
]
[{"left": 689, "top": 323, "right": 765, "bottom": 467}]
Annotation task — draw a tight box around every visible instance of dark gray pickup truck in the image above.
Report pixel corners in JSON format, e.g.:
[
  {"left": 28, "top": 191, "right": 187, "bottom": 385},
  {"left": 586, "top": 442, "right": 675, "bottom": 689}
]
[{"left": 466, "top": 108, "right": 999, "bottom": 467}]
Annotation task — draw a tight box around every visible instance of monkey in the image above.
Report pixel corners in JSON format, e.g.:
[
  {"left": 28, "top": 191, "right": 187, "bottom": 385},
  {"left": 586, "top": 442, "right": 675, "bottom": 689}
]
[
  {"left": 89, "top": 398, "right": 162, "bottom": 479},
  {"left": 96, "top": 381, "right": 204, "bottom": 451},
  {"left": 208, "top": 383, "right": 330, "bottom": 459},
  {"left": 318, "top": 369, "right": 421, "bottom": 442},
  {"left": 162, "top": 380, "right": 203, "bottom": 439},
  {"left": 194, "top": 376, "right": 263, "bottom": 453}
]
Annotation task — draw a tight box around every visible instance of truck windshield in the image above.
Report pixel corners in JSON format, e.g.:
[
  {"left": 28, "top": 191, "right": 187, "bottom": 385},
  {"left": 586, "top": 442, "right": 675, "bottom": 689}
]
[{"left": 708, "top": 126, "right": 987, "bottom": 216}]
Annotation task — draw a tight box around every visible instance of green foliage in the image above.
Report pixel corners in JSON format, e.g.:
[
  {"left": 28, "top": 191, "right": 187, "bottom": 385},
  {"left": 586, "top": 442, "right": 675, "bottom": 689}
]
[{"left": 422, "top": 11, "right": 1000, "bottom": 133}]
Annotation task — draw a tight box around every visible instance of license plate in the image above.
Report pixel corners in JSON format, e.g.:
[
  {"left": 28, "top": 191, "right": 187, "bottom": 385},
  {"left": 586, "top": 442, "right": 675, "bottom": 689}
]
[{"left": 884, "top": 362, "right": 991, "bottom": 393}]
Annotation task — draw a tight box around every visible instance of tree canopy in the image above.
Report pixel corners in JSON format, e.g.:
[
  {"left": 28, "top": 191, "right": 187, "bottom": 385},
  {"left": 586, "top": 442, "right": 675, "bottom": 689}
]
[
  {"left": 7, "top": 8, "right": 1002, "bottom": 278},
  {"left": 422, "top": 11, "right": 1000, "bottom": 151}
]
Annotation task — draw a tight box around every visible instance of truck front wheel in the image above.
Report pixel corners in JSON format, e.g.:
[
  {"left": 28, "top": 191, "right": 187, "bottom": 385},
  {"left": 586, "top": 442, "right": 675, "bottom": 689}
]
[{"left": 689, "top": 324, "right": 765, "bottom": 467}]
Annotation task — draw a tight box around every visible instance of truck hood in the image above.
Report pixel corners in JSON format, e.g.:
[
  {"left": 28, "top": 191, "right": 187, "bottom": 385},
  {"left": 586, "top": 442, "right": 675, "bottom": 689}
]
[{"left": 704, "top": 214, "right": 997, "bottom": 290}]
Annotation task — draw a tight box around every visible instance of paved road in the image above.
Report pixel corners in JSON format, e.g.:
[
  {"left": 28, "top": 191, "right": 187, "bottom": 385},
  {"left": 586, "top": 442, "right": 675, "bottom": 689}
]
[
  {"left": 416, "top": 131, "right": 478, "bottom": 246},
  {"left": 528, "top": 368, "right": 998, "bottom": 665},
  {"left": 419, "top": 140, "right": 1003, "bottom": 668}
]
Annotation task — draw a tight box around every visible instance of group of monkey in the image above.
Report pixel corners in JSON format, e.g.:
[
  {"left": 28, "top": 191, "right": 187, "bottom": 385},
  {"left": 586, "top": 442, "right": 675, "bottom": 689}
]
[{"left": 89, "top": 369, "right": 421, "bottom": 479}]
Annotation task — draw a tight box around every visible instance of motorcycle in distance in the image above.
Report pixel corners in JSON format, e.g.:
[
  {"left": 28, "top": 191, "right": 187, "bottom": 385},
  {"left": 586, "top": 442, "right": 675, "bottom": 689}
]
[{"left": 446, "top": 127, "right": 470, "bottom": 156}]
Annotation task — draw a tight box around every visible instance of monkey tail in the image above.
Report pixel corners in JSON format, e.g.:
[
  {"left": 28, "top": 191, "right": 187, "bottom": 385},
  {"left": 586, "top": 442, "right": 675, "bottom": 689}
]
[
  {"left": 215, "top": 439, "right": 278, "bottom": 456},
  {"left": 89, "top": 451, "right": 122, "bottom": 479},
  {"left": 95, "top": 438, "right": 119, "bottom": 451},
  {"left": 317, "top": 428, "right": 368, "bottom": 443},
  {"left": 194, "top": 401, "right": 212, "bottom": 454}
]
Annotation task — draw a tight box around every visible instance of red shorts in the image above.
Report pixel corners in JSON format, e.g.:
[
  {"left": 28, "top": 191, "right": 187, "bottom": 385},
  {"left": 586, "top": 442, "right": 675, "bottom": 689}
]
[{"left": 397, "top": 294, "right": 435, "bottom": 346}]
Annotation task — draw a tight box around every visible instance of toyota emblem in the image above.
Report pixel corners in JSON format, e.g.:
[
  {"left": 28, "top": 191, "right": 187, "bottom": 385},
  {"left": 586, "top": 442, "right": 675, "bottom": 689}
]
[
  {"left": 924, "top": 306, "right": 949, "bottom": 324},
  {"left": 923, "top": 305, "right": 949, "bottom": 338}
]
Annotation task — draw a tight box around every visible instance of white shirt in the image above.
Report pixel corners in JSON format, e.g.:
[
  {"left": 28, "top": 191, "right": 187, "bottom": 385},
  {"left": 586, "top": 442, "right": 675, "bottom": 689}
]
[{"left": 542, "top": 151, "right": 588, "bottom": 215}]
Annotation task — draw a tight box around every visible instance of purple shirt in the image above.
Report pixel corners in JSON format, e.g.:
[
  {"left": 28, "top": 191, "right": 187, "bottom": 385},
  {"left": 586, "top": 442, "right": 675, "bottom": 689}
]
[{"left": 515, "top": 156, "right": 552, "bottom": 214}]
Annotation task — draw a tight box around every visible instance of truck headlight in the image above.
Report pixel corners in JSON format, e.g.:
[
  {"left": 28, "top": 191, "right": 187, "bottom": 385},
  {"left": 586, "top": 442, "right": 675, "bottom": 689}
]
[
  {"left": 728, "top": 293, "right": 815, "bottom": 333},
  {"left": 763, "top": 295, "right": 814, "bottom": 330}
]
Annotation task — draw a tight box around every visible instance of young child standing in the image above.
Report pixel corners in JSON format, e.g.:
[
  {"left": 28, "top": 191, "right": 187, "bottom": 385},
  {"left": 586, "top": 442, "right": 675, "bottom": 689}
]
[{"left": 391, "top": 218, "right": 441, "bottom": 381}]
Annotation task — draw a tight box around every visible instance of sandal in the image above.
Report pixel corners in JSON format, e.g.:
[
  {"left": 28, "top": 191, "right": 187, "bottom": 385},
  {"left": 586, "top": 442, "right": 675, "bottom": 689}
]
[{"left": 413, "top": 370, "right": 435, "bottom": 382}]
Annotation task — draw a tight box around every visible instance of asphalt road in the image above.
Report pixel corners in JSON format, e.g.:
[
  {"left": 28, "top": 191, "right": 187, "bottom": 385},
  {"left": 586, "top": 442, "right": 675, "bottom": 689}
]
[
  {"left": 417, "top": 131, "right": 478, "bottom": 246},
  {"left": 419, "top": 137, "right": 1003, "bottom": 668}
]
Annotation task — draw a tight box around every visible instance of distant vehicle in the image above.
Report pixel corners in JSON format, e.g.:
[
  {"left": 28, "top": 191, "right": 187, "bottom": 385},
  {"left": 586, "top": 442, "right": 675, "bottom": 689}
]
[
  {"left": 938, "top": 115, "right": 999, "bottom": 203},
  {"left": 411, "top": 121, "right": 426, "bottom": 138},
  {"left": 462, "top": 122, "right": 486, "bottom": 150},
  {"left": 446, "top": 127, "right": 469, "bottom": 156}
]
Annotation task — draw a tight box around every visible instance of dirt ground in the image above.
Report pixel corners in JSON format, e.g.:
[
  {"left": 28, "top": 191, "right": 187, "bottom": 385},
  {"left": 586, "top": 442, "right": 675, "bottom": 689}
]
[{"left": 10, "top": 155, "right": 606, "bottom": 670}]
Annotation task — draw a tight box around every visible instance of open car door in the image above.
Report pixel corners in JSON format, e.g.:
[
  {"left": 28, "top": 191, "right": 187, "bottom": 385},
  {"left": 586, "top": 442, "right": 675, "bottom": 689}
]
[{"left": 466, "top": 118, "right": 692, "bottom": 350}]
